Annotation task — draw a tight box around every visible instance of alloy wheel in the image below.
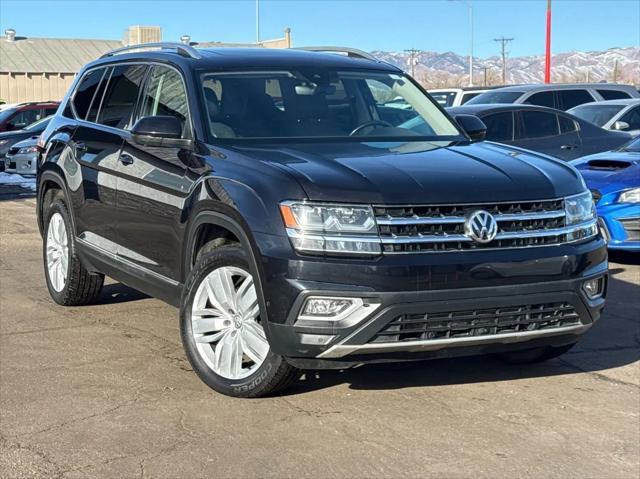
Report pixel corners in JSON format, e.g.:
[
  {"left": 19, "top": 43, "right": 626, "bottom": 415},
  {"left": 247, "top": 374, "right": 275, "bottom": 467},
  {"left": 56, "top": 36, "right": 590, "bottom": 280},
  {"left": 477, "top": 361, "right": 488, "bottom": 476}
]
[
  {"left": 190, "top": 266, "right": 269, "bottom": 380},
  {"left": 46, "top": 212, "right": 69, "bottom": 292}
]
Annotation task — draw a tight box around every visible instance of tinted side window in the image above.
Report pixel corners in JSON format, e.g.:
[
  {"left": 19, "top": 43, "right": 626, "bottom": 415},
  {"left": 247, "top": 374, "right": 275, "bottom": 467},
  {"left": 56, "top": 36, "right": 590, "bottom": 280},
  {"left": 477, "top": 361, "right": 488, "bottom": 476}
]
[
  {"left": 139, "top": 66, "right": 190, "bottom": 137},
  {"left": 519, "top": 111, "right": 559, "bottom": 138},
  {"left": 620, "top": 106, "right": 640, "bottom": 130},
  {"left": 460, "top": 92, "right": 480, "bottom": 105},
  {"left": 524, "top": 91, "right": 555, "bottom": 108},
  {"left": 44, "top": 107, "right": 58, "bottom": 117},
  {"left": 71, "top": 68, "right": 105, "bottom": 119},
  {"left": 482, "top": 112, "right": 513, "bottom": 142},
  {"left": 8, "top": 109, "right": 41, "bottom": 129},
  {"left": 597, "top": 89, "right": 631, "bottom": 100},
  {"left": 86, "top": 67, "right": 111, "bottom": 123},
  {"left": 558, "top": 89, "right": 595, "bottom": 110},
  {"left": 97, "top": 64, "right": 147, "bottom": 129},
  {"left": 559, "top": 115, "right": 578, "bottom": 133}
]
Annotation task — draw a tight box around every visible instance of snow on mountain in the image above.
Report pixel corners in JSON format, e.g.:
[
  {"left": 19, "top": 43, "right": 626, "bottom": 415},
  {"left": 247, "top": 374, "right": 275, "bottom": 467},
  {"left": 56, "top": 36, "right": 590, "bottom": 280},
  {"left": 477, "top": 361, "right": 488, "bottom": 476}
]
[{"left": 371, "top": 47, "right": 639, "bottom": 87}]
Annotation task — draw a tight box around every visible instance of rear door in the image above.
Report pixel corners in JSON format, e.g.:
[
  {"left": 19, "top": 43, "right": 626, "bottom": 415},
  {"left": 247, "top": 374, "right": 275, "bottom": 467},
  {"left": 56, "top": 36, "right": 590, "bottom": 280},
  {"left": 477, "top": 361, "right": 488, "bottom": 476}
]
[
  {"left": 557, "top": 89, "right": 596, "bottom": 110},
  {"left": 115, "top": 64, "right": 196, "bottom": 282},
  {"left": 513, "top": 109, "right": 581, "bottom": 160},
  {"left": 70, "top": 64, "right": 147, "bottom": 253}
]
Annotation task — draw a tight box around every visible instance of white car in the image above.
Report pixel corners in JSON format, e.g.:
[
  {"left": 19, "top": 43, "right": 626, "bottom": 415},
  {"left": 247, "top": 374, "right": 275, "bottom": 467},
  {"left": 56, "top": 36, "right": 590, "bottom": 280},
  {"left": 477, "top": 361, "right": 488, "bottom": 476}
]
[
  {"left": 427, "top": 87, "right": 497, "bottom": 107},
  {"left": 568, "top": 99, "right": 640, "bottom": 136}
]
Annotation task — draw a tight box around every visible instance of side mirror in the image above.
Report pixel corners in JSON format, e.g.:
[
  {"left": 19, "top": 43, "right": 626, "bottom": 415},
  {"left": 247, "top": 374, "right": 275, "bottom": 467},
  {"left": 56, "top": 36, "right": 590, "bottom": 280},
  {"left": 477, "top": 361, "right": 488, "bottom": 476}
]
[
  {"left": 131, "top": 116, "right": 186, "bottom": 147},
  {"left": 454, "top": 114, "right": 487, "bottom": 142},
  {"left": 613, "top": 121, "right": 630, "bottom": 131}
]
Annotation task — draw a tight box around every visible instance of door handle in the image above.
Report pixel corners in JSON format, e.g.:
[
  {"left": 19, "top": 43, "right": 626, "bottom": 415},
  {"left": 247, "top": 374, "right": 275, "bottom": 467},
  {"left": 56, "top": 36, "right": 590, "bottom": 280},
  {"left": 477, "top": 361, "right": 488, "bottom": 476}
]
[
  {"left": 560, "top": 144, "right": 577, "bottom": 150},
  {"left": 119, "top": 153, "right": 134, "bottom": 166}
]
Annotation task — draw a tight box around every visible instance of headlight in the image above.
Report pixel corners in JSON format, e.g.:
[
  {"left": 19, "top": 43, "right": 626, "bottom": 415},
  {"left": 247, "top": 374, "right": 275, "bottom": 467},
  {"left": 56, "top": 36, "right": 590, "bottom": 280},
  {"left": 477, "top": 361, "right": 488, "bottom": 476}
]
[
  {"left": 617, "top": 188, "right": 640, "bottom": 204},
  {"left": 280, "top": 201, "right": 381, "bottom": 255},
  {"left": 565, "top": 191, "right": 596, "bottom": 225},
  {"left": 0, "top": 140, "right": 8, "bottom": 146},
  {"left": 18, "top": 145, "right": 38, "bottom": 154}
]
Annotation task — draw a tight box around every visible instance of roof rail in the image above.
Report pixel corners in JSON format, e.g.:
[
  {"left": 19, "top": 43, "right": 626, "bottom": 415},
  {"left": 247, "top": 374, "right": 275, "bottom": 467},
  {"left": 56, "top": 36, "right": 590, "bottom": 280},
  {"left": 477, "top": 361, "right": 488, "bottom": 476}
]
[
  {"left": 100, "top": 42, "right": 202, "bottom": 60},
  {"left": 294, "top": 46, "right": 378, "bottom": 62}
]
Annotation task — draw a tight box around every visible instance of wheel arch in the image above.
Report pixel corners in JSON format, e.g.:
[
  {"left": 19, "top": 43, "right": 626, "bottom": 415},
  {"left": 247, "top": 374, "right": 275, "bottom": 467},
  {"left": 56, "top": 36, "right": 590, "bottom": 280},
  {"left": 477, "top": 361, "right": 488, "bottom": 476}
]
[
  {"left": 37, "top": 169, "right": 75, "bottom": 237},
  {"left": 184, "top": 206, "right": 272, "bottom": 326}
]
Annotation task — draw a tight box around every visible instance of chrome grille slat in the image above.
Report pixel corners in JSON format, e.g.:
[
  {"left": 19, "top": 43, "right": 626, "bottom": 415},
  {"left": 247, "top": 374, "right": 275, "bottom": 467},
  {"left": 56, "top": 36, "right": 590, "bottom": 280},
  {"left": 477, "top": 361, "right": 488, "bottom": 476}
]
[{"left": 374, "top": 198, "right": 596, "bottom": 253}]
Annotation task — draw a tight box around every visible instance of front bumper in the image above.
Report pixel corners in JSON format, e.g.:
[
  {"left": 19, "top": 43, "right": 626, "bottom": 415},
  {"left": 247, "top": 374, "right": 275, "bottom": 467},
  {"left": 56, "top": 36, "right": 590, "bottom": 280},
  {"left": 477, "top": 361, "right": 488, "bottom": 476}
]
[
  {"left": 598, "top": 203, "right": 640, "bottom": 252},
  {"left": 256, "top": 233, "right": 608, "bottom": 367},
  {"left": 4, "top": 152, "right": 37, "bottom": 176}
]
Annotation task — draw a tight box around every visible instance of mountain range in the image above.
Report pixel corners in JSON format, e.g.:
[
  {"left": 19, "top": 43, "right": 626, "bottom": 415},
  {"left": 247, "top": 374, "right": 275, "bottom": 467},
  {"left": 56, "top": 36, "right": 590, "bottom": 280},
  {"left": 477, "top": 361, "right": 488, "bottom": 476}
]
[{"left": 371, "top": 47, "right": 639, "bottom": 87}]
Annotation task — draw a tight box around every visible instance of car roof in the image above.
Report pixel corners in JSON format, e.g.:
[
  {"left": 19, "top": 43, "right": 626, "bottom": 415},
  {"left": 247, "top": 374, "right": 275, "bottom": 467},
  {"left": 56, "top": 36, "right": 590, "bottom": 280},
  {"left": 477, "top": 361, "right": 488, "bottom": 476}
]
[
  {"left": 85, "top": 47, "right": 402, "bottom": 73},
  {"left": 486, "top": 83, "right": 636, "bottom": 93},
  {"left": 447, "top": 103, "right": 569, "bottom": 115},
  {"left": 571, "top": 98, "right": 640, "bottom": 107},
  {"left": 428, "top": 85, "right": 509, "bottom": 93}
]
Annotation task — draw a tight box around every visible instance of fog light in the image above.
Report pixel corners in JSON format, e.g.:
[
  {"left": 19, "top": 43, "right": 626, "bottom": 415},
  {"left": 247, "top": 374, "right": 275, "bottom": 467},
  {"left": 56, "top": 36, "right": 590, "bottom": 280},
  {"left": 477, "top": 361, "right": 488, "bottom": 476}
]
[
  {"left": 299, "top": 333, "right": 335, "bottom": 345},
  {"left": 301, "top": 297, "right": 358, "bottom": 318},
  {"left": 296, "top": 296, "right": 380, "bottom": 327},
  {"left": 583, "top": 277, "right": 604, "bottom": 299}
]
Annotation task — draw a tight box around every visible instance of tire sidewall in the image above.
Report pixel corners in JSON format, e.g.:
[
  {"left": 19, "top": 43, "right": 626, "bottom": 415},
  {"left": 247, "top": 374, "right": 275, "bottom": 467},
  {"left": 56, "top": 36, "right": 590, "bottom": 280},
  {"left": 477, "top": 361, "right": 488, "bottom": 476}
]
[
  {"left": 180, "top": 245, "right": 285, "bottom": 397},
  {"left": 43, "top": 199, "right": 73, "bottom": 304}
]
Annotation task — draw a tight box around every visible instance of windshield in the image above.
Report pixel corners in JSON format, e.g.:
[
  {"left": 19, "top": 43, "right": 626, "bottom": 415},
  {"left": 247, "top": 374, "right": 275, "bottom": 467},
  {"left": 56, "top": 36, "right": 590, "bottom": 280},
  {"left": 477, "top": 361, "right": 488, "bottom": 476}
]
[
  {"left": 569, "top": 104, "right": 625, "bottom": 127},
  {"left": 466, "top": 91, "right": 523, "bottom": 105},
  {"left": 429, "top": 90, "right": 457, "bottom": 107},
  {"left": 0, "top": 108, "right": 17, "bottom": 123},
  {"left": 200, "top": 69, "right": 461, "bottom": 141},
  {"left": 621, "top": 136, "right": 640, "bottom": 152},
  {"left": 24, "top": 116, "right": 52, "bottom": 132}
]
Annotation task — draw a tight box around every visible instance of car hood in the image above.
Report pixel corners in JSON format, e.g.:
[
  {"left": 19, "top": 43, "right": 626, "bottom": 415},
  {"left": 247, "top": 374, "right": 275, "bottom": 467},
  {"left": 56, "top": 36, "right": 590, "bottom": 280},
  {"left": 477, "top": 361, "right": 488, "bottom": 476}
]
[
  {"left": 571, "top": 150, "right": 640, "bottom": 196},
  {"left": 234, "top": 140, "right": 585, "bottom": 203},
  {"left": 0, "top": 130, "right": 35, "bottom": 156}
]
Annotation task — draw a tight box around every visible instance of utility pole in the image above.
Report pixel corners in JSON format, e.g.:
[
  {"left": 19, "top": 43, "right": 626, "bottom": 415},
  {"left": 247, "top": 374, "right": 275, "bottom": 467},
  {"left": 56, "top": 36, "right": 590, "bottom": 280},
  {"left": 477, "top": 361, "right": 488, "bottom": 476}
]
[
  {"left": 404, "top": 48, "right": 421, "bottom": 78},
  {"left": 613, "top": 60, "right": 618, "bottom": 82},
  {"left": 483, "top": 66, "right": 488, "bottom": 86},
  {"left": 494, "top": 37, "right": 514, "bottom": 85}
]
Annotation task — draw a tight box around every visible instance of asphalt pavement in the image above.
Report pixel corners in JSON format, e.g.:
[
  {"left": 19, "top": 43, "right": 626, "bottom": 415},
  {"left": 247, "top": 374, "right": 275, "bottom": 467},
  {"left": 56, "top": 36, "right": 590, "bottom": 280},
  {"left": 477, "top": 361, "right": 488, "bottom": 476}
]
[{"left": 1, "top": 189, "right": 638, "bottom": 479}]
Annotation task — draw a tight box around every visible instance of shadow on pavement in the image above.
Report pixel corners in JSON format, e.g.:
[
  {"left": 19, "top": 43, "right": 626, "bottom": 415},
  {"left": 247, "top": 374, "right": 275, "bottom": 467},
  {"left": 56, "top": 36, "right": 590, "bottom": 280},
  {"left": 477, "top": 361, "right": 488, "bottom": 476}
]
[{"left": 98, "top": 283, "right": 150, "bottom": 304}]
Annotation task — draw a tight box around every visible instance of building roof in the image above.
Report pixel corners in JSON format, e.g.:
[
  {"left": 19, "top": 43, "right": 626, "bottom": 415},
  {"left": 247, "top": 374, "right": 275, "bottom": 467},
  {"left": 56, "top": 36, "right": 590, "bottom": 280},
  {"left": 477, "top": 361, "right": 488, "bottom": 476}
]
[{"left": 0, "top": 37, "right": 123, "bottom": 73}]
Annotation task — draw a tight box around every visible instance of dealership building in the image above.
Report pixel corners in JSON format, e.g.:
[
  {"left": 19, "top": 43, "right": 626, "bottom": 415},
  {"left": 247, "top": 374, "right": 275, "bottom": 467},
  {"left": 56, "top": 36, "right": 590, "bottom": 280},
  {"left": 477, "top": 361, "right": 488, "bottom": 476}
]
[{"left": 0, "top": 25, "right": 292, "bottom": 103}]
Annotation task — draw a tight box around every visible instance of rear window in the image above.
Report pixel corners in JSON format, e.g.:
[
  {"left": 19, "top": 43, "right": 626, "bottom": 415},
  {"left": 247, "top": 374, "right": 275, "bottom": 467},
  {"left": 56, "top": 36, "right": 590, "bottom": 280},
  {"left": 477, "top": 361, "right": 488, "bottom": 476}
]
[
  {"left": 558, "top": 89, "right": 595, "bottom": 110},
  {"left": 597, "top": 89, "right": 631, "bottom": 100},
  {"left": 519, "top": 111, "right": 559, "bottom": 138},
  {"left": 466, "top": 91, "right": 524, "bottom": 105},
  {"left": 460, "top": 92, "right": 482, "bottom": 105},
  {"left": 482, "top": 112, "right": 514, "bottom": 142},
  {"left": 71, "top": 68, "right": 106, "bottom": 119},
  {"left": 429, "top": 91, "right": 457, "bottom": 107}
]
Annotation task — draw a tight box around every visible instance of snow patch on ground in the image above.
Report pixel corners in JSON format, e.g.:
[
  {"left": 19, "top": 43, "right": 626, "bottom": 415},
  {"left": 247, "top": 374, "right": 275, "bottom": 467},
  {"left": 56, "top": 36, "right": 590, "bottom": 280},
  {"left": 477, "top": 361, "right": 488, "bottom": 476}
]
[{"left": 0, "top": 172, "right": 37, "bottom": 191}]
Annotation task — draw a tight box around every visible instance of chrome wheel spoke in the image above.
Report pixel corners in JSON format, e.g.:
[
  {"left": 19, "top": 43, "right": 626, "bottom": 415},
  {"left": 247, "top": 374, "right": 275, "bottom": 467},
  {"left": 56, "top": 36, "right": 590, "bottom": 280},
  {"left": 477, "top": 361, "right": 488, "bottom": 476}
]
[
  {"left": 46, "top": 213, "right": 68, "bottom": 293},
  {"left": 237, "top": 277, "right": 258, "bottom": 317},
  {"left": 205, "top": 268, "right": 238, "bottom": 314},
  {"left": 240, "top": 321, "right": 269, "bottom": 364},
  {"left": 192, "top": 309, "right": 231, "bottom": 334}
]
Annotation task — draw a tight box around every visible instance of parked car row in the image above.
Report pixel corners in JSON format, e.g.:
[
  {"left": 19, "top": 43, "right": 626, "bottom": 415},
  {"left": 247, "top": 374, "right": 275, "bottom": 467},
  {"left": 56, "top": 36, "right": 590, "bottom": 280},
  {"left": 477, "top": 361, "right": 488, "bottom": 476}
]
[{"left": 0, "top": 115, "right": 53, "bottom": 174}]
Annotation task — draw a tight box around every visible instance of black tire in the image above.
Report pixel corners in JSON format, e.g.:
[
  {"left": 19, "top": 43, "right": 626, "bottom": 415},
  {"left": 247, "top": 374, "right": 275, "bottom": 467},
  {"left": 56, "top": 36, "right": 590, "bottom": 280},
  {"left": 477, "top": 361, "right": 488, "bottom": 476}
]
[
  {"left": 43, "top": 198, "right": 104, "bottom": 306},
  {"left": 496, "top": 342, "right": 576, "bottom": 364},
  {"left": 180, "top": 243, "right": 299, "bottom": 398}
]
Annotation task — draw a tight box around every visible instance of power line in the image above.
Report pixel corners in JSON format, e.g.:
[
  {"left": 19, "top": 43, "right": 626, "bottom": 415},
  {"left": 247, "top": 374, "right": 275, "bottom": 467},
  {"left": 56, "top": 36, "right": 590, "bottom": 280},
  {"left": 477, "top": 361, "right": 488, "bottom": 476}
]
[
  {"left": 404, "top": 48, "right": 421, "bottom": 78},
  {"left": 494, "top": 37, "right": 514, "bottom": 84}
]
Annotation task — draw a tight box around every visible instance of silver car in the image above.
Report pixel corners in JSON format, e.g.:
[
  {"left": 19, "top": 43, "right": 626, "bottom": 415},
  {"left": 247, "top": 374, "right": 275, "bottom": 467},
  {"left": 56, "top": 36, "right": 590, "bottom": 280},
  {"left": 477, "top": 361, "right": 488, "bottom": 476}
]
[
  {"left": 4, "top": 137, "right": 38, "bottom": 175},
  {"left": 568, "top": 99, "right": 640, "bottom": 136}
]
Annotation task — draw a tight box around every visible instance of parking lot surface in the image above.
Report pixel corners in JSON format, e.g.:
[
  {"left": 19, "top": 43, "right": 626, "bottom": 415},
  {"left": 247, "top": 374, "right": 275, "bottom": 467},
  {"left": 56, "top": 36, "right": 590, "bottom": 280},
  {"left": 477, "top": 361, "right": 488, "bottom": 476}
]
[{"left": 1, "top": 193, "right": 639, "bottom": 479}]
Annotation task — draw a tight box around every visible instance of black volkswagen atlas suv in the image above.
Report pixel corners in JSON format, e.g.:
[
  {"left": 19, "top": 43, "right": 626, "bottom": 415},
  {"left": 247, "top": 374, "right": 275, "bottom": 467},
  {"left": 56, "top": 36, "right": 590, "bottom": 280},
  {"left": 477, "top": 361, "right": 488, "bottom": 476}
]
[{"left": 36, "top": 44, "right": 607, "bottom": 397}]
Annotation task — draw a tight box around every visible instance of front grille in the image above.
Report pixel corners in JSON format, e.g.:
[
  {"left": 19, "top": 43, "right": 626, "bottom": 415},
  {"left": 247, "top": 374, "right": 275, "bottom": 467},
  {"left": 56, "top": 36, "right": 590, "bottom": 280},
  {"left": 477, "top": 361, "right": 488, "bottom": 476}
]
[
  {"left": 620, "top": 218, "right": 640, "bottom": 241},
  {"left": 8, "top": 161, "right": 16, "bottom": 169},
  {"left": 375, "top": 198, "right": 596, "bottom": 253},
  {"left": 369, "top": 303, "right": 580, "bottom": 344}
]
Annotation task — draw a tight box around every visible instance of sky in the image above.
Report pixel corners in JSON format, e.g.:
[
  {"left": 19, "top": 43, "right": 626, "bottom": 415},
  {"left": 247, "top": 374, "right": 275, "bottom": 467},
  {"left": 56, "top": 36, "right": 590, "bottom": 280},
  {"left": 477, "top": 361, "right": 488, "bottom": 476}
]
[{"left": 0, "top": 0, "right": 639, "bottom": 58}]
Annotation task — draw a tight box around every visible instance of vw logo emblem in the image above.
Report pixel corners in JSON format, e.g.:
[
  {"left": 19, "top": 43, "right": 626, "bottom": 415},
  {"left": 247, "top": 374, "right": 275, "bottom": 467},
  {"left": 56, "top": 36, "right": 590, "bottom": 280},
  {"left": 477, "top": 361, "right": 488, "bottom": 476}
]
[{"left": 465, "top": 210, "right": 498, "bottom": 244}]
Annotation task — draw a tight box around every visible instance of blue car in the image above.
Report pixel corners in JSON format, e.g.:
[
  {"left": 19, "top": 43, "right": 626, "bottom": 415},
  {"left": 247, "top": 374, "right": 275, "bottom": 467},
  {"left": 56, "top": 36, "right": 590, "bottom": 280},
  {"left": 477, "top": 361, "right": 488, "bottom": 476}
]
[{"left": 571, "top": 137, "right": 640, "bottom": 252}]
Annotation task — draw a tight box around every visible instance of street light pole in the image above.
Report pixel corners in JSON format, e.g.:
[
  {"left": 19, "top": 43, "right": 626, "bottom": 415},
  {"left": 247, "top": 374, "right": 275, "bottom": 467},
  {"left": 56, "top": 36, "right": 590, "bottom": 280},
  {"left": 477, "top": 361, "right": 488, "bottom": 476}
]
[
  {"left": 256, "top": 0, "right": 260, "bottom": 44},
  {"left": 449, "top": 0, "right": 474, "bottom": 86}
]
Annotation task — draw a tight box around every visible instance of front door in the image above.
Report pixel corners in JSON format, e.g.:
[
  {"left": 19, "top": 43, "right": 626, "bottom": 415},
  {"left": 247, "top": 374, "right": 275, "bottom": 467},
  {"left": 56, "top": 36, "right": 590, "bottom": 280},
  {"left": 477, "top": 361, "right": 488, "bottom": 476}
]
[{"left": 116, "top": 64, "right": 197, "bottom": 282}]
